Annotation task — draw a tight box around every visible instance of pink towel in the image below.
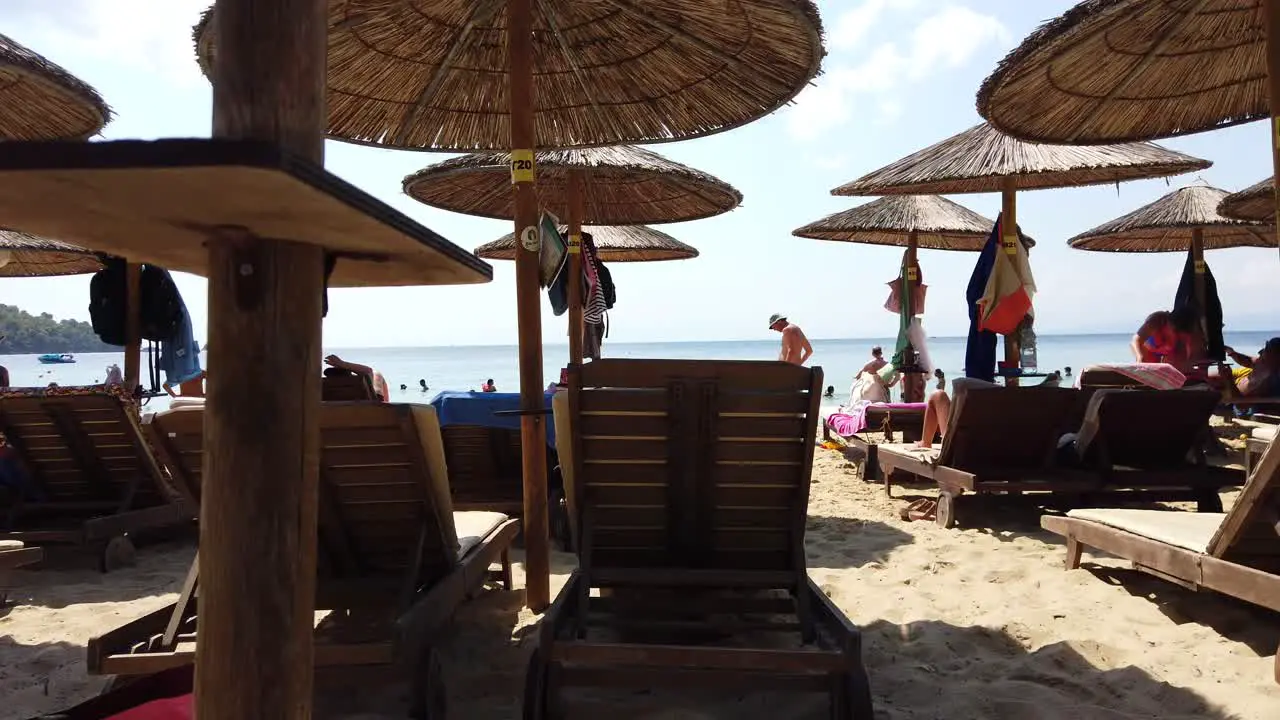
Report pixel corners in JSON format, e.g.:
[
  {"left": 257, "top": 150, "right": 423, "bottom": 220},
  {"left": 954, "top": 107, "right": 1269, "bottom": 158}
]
[
  {"left": 1080, "top": 363, "right": 1186, "bottom": 391},
  {"left": 106, "top": 695, "right": 193, "bottom": 720},
  {"left": 829, "top": 402, "right": 927, "bottom": 436}
]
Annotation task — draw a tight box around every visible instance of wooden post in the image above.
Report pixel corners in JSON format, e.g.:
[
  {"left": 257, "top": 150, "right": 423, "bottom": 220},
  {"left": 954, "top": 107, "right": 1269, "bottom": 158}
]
[
  {"left": 1000, "top": 179, "right": 1021, "bottom": 387},
  {"left": 1268, "top": 0, "right": 1280, "bottom": 272},
  {"left": 901, "top": 232, "right": 923, "bottom": 403},
  {"left": 123, "top": 262, "right": 141, "bottom": 394},
  {"left": 1190, "top": 227, "right": 1209, "bottom": 358},
  {"left": 567, "top": 170, "right": 585, "bottom": 366},
  {"left": 507, "top": 0, "right": 550, "bottom": 612},
  {"left": 197, "top": 1, "right": 327, "bottom": 718}
]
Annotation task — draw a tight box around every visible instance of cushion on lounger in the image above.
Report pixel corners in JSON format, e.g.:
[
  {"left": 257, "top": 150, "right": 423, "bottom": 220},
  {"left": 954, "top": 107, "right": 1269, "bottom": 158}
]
[
  {"left": 1253, "top": 425, "right": 1277, "bottom": 442},
  {"left": 1065, "top": 508, "right": 1226, "bottom": 553},
  {"left": 0, "top": 539, "right": 24, "bottom": 551},
  {"left": 453, "top": 510, "right": 508, "bottom": 558}
]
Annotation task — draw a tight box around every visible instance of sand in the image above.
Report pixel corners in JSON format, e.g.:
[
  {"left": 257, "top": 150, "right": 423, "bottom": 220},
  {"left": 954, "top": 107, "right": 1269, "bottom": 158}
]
[{"left": 3, "top": 449, "right": 1279, "bottom": 720}]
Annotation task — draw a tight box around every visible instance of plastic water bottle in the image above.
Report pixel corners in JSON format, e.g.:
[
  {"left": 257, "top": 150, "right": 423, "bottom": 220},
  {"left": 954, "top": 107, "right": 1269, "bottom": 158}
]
[{"left": 1020, "top": 325, "right": 1038, "bottom": 370}]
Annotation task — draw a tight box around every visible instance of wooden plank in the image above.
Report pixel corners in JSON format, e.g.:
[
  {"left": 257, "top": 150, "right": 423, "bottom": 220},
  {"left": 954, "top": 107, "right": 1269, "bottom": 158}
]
[
  {"left": 550, "top": 641, "right": 846, "bottom": 672},
  {"left": 579, "top": 390, "right": 669, "bottom": 414},
  {"left": 711, "top": 463, "right": 803, "bottom": 486},
  {"left": 557, "top": 665, "right": 828, "bottom": 692},
  {"left": 579, "top": 413, "right": 670, "bottom": 438},
  {"left": 581, "top": 438, "right": 668, "bottom": 462},
  {"left": 579, "top": 463, "right": 668, "bottom": 486},
  {"left": 580, "top": 360, "right": 815, "bottom": 393},
  {"left": 716, "top": 415, "right": 807, "bottom": 439},
  {"left": 717, "top": 392, "right": 810, "bottom": 415},
  {"left": 714, "top": 440, "right": 805, "bottom": 464}
]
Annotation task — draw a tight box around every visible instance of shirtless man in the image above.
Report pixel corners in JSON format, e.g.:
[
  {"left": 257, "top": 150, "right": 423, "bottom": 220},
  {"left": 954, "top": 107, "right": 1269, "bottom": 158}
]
[
  {"left": 768, "top": 313, "right": 813, "bottom": 366},
  {"left": 858, "top": 346, "right": 887, "bottom": 377}
]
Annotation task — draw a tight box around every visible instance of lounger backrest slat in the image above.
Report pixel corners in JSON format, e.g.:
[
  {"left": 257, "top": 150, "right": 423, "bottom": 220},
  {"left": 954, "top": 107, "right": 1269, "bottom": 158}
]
[
  {"left": 1208, "top": 435, "right": 1280, "bottom": 568},
  {"left": 0, "top": 392, "right": 172, "bottom": 511},
  {"left": 147, "top": 402, "right": 459, "bottom": 582},
  {"left": 321, "top": 374, "right": 377, "bottom": 401},
  {"left": 440, "top": 425, "right": 524, "bottom": 511},
  {"left": 565, "top": 359, "right": 821, "bottom": 575},
  {"left": 1078, "top": 389, "right": 1220, "bottom": 470},
  {"left": 938, "top": 385, "right": 1081, "bottom": 471}
]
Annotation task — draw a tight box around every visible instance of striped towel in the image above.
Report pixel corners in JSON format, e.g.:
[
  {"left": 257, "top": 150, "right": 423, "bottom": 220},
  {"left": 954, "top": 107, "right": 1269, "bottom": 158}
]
[{"left": 1078, "top": 363, "right": 1186, "bottom": 391}]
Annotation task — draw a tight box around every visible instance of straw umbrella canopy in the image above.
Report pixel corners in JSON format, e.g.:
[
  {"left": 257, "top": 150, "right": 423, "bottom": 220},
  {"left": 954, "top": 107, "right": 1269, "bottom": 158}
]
[
  {"left": 830, "top": 121, "right": 1207, "bottom": 383},
  {"left": 192, "top": 1, "right": 825, "bottom": 151},
  {"left": 0, "top": 33, "right": 110, "bottom": 141},
  {"left": 1219, "top": 177, "right": 1274, "bottom": 221},
  {"left": 832, "top": 123, "right": 1210, "bottom": 196},
  {"left": 0, "top": 230, "right": 102, "bottom": 277},
  {"left": 478, "top": 225, "right": 698, "bottom": 263},
  {"left": 1069, "top": 186, "right": 1275, "bottom": 253},
  {"left": 404, "top": 146, "right": 741, "bottom": 223},
  {"left": 792, "top": 194, "right": 1002, "bottom": 250}
]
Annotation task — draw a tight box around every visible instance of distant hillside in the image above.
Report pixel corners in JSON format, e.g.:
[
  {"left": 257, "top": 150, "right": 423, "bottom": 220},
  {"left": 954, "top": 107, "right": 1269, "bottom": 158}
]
[{"left": 0, "top": 304, "right": 115, "bottom": 353}]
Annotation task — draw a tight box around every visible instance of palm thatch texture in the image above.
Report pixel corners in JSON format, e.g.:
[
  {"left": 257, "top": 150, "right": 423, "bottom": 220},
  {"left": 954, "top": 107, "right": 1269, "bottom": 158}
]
[
  {"left": 0, "top": 32, "right": 111, "bottom": 140},
  {"left": 194, "top": 0, "right": 825, "bottom": 151},
  {"left": 404, "top": 146, "right": 741, "bottom": 224},
  {"left": 792, "top": 195, "right": 1005, "bottom": 251},
  {"left": 1219, "top": 176, "right": 1274, "bottom": 222},
  {"left": 1068, "top": 186, "right": 1276, "bottom": 252},
  {"left": 0, "top": 229, "right": 102, "bottom": 277},
  {"left": 977, "top": 0, "right": 1269, "bottom": 145},
  {"left": 832, "top": 123, "right": 1210, "bottom": 196},
  {"left": 477, "top": 225, "right": 698, "bottom": 263}
]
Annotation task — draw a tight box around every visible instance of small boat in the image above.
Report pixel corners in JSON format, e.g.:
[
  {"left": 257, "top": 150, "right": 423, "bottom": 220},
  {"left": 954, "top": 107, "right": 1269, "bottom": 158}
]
[{"left": 38, "top": 353, "right": 76, "bottom": 364}]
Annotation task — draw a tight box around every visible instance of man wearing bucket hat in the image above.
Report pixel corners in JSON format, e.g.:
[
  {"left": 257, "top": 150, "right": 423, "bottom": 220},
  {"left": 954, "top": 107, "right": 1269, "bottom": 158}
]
[{"left": 768, "top": 313, "right": 813, "bottom": 366}]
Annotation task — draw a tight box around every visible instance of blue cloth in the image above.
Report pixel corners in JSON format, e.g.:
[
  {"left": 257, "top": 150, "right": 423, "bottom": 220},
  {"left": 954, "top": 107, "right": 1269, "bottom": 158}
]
[
  {"left": 428, "top": 390, "right": 557, "bottom": 447},
  {"left": 964, "top": 216, "right": 1000, "bottom": 383},
  {"left": 158, "top": 276, "right": 202, "bottom": 386}
]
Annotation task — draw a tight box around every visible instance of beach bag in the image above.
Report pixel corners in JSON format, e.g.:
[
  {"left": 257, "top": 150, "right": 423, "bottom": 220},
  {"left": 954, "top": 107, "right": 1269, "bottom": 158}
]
[
  {"left": 138, "top": 265, "right": 184, "bottom": 342},
  {"left": 89, "top": 257, "right": 129, "bottom": 346},
  {"left": 848, "top": 372, "right": 888, "bottom": 405}
]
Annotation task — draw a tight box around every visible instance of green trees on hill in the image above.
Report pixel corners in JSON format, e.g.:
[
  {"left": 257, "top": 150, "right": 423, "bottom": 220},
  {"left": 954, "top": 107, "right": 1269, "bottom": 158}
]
[{"left": 0, "top": 304, "right": 114, "bottom": 353}]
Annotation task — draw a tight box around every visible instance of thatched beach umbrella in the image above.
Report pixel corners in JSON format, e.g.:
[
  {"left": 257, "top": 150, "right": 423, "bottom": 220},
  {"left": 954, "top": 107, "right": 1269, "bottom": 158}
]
[
  {"left": 407, "top": 145, "right": 734, "bottom": 364},
  {"left": 0, "top": 230, "right": 101, "bottom": 277},
  {"left": 794, "top": 194, "right": 1005, "bottom": 400},
  {"left": 0, "top": 33, "right": 110, "bottom": 141},
  {"left": 832, "top": 121, "right": 1208, "bottom": 383},
  {"left": 1220, "top": 177, "right": 1274, "bottom": 222},
  {"left": 198, "top": 0, "right": 825, "bottom": 615},
  {"left": 1069, "top": 185, "right": 1275, "bottom": 361},
  {"left": 478, "top": 224, "right": 699, "bottom": 263},
  {"left": 975, "top": 0, "right": 1280, "bottom": 262}
]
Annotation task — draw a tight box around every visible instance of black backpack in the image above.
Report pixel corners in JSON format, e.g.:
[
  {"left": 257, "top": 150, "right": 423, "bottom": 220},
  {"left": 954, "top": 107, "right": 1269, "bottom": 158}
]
[
  {"left": 88, "top": 260, "right": 185, "bottom": 346},
  {"left": 597, "top": 260, "right": 616, "bottom": 310},
  {"left": 88, "top": 258, "right": 128, "bottom": 346}
]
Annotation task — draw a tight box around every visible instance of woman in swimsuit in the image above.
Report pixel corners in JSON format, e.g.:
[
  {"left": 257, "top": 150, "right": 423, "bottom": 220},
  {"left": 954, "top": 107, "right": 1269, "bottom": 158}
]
[{"left": 1131, "top": 310, "right": 1196, "bottom": 370}]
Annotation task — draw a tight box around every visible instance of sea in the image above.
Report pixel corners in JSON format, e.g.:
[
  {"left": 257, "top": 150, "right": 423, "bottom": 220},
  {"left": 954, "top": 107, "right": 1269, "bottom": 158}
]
[{"left": 4, "top": 331, "right": 1275, "bottom": 415}]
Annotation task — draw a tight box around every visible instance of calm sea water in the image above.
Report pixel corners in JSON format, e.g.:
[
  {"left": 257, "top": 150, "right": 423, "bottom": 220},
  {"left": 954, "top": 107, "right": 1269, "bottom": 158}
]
[{"left": 3, "top": 331, "right": 1275, "bottom": 414}]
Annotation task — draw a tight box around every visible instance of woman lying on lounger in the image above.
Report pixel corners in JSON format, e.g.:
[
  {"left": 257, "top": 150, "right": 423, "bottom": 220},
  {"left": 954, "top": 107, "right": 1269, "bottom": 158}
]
[{"left": 1221, "top": 338, "right": 1280, "bottom": 398}]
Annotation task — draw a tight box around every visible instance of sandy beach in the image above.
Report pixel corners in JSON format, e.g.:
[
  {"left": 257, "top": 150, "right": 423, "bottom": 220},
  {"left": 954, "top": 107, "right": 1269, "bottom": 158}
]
[{"left": 3, "top": 444, "right": 1278, "bottom": 720}]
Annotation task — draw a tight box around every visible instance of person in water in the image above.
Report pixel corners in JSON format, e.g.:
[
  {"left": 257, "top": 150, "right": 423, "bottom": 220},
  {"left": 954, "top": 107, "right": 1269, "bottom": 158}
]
[
  {"left": 481, "top": 379, "right": 497, "bottom": 393},
  {"left": 823, "top": 385, "right": 835, "bottom": 398},
  {"left": 419, "top": 378, "right": 429, "bottom": 392},
  {"left": 1131, "top": 310, "right": 1197, "bottom": 370},
  {"left": 324, "top": 354, "right": 389, "bottom": 401},
  {"left": 768, "top": 313, "right": 813, "bottom": 366}
]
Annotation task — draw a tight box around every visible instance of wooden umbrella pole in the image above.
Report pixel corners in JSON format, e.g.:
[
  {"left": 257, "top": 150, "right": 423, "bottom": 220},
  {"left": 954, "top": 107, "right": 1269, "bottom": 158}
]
[
  {"left": 1000, "top": 179, "right": 1021, "bottom": 387},
  {"left": 197, "top": 0, "right": 327, "bottom": 718},
  {"left": 507, "top": 0, "right": 550, "bottom": 612},
  {"left": 567, "top": 169, "right": 584, "bottom": 366},
  {"left": 902, "top": 231, "right": 922, "bottom": 403},
  {"left": 123, "top": 262, "right": 141, "bottom": 395},
  {"left": 1268, "top": 0, "right": 1280, "bottom": 270},
  {"left": 1190, "top": 227, "right": 1209, "bottom": 354}
]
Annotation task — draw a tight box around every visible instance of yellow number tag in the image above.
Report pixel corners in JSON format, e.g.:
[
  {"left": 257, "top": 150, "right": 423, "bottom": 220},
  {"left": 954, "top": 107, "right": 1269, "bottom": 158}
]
[
  {"left": 510, "top": 149, "right": 535, "bottom": 184},
  {"left": 568, "top": 233, "right": 582, "bottom": 254},
  {"left": 1273, "top": 117, "right": 1280, "bottom": 148},
  {"left": 906, "top": 267, "right": 918, "bottom": 282},
  {"left": 1194, "top": 259, "right": 1206, "bottom": 274},
  {"left": 1001, "top": 233, "right": 1018, "bottom": 255}
]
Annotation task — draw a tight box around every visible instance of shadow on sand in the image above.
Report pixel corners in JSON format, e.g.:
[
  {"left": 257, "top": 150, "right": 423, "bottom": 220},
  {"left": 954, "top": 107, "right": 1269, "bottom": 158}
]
[{"left": 805, "top": 515, "right": 914, "bottom": 570}]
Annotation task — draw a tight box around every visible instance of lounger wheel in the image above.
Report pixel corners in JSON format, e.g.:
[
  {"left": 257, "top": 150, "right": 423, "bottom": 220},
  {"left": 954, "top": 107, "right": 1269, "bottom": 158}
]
[
  {"left": 408, "top": 647, "right": 447, "bottom": 720},
  {"left": 1195, "top": 491, "right": 1223, "bottom": 514},
  {"left": 101, "top": 535, "right": 137, "bottom": 573},
  {"left": 935, "top": 491, "right": 958, "bottom": 529}
]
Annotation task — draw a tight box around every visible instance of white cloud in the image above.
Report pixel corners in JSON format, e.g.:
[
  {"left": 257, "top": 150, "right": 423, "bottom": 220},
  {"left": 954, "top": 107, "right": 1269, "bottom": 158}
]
[
  {"left": 6, "top": 1, "right": 208, "bottom": 88},
  {"left": 787, "top": 2, "right": 1008, "bottom": 141}
]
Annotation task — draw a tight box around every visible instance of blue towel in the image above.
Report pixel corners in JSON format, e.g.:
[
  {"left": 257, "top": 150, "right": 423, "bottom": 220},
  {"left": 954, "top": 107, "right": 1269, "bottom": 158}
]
[
  {"left": 964, "top": 217, "right": 1000, "bottom": 382},
  {"left": 428, "top": 390, "right": 557, "bottom": 447},
  {"left": 159, "top": 281, "right": 203, "bottom": 386}
]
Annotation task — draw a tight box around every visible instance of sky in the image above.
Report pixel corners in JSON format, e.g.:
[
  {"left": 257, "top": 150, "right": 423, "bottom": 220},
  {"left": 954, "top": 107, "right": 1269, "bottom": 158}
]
[{"left": 1, "top": 0, "right": 1277, "bottom": 348}]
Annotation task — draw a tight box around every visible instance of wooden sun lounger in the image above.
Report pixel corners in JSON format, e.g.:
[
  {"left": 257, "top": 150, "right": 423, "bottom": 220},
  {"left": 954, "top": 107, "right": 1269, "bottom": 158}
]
[
  {"left": 530, "top": 359, "right": 873, "bottom": 719},
  {"left": 823, "top": 406, "right": 923, "bottom": 493},
  {"left": 92, "top": 402, "right": 518, "bottom": 716},
  {"left": 0, "top": 388, "right": 187, "bottom": 570},
  {"left": 321, "top": 372, "right": 378, "bottom": 401},
  {"left": 1041, "top": 434, "right": 1280, "bottom": 684},
  {"left": 0, "top": 539, "right": 43, "bottom": 605},
  {"left": 1074, "top": 388, "right": 1244, "bottom": 512},
  {"left": 877, "top": 381, "right": 1092, "bottom": 528},
  {"left": 1247, "top": 426, "right": 1277, "bottom": 477}
]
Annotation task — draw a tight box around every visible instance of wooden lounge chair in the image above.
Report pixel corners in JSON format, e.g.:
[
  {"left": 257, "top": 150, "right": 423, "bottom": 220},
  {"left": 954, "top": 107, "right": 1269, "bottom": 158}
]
[
  {"left": 321, "top": 371, "right": 378, "bottom": 401},
  {"left": 823, "top": 405, "right": 923, "bottom": 491},
  {"left": 1074, "top": 388, "right": 1244, "bottom": 512},
  {"left": 1041, "top": 434, "right": 1280, "bottom": 684},
  {"left": 92, "top": 402, "right": 519, "bottom": 716},
  {"left": 0, "top": 387, "right": 187, "bottom": 569},
  {"left": 877, "top": 380, "right": 1089, "bottom": 528},
  {"left": 0, "top": 539, "right": 42, "bottom": 605},
  {"left": 1247, "top": 426, "right": 1276, "bottom": 477},
  {"left": 440, "top": 424, "right": 526, "bottom": 515},
  {"left": 529, "top": 359, "right": 873, "bottom": 719}
]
